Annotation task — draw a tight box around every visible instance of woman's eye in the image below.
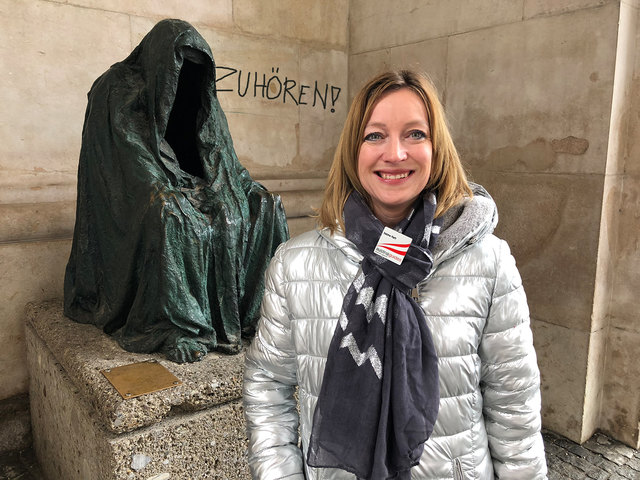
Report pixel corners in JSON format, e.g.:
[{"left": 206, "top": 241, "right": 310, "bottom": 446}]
[
  {"left": 364, "top": 132, "right": 383, "bottom": 142},
  {"left": 409, "top": 130, "right": 428, "bottom": 140}
]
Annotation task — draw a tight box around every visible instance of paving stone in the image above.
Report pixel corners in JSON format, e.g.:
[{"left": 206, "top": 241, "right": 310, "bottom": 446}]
[
  {"left": 595, "top": 433, "right": 638, "bottom": 459},
  {"left": 555, "top": 435, "right": 587, "bottom": 451},
  {"left": 616, "top": 465, "right": 640, "bottom": 479},
  {"left": 560, "top": 450, "right": 610, "bottom": 479},
  {"left": 627, "top": 456, "right": 640, "bottom": 472},
  {"left": 549, "top": 455, "right": 595, "bottom": 479},
  {"left": 546, "top": 442, "right": 566, "bottom": 456},
  {"left": 544, "top": 429, "right": 565, "bottom": 441},
  {"left": 568, "top": 443, "right": 597, "bottom": 458},
  {"left": 590, "top": 454, "right": 626, "bottom": 474},
  {"left": 583, "top": 437, "right": 632, "bottom": 466},
  {"left": 586, "top": 468, "right": 612, "bottom": 480},
  {"left": 601, "top": 449, "right": 631, "bottom": 466},
  {"left": 549, "top": 470, "right": 568, "bottom": 480},
  {"left": 0, "top": 449, "right": 44, "bottom": 480},
  {"left": 543, "top": 430, "right": 639, "bottom": 479},
  {"left": 608, "top": 473, "right": 632, "bottom": 480},
  {"left": 614, "top": 446, "right": 639, "bottom": 461},
  {"left": 0, "top": 454, "right": 23, "bottom": 479}
]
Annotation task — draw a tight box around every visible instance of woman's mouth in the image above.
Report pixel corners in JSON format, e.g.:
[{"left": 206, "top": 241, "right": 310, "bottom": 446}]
[{"left": 377, "top": 171, "right": 412, "bottom": 180}]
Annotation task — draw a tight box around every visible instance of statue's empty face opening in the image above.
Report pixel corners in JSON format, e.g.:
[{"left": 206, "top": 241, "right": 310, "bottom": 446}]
[{"left": 165, "top": 51, "right": 208, "bottom": 179}]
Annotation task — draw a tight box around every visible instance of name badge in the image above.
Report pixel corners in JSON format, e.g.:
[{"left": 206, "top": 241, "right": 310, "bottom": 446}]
[{"left": 374, "top": 227, "right": 412, "bottom": 265}]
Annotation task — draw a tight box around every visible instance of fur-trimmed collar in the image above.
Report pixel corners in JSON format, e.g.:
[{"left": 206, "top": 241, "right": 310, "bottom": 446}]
[{"left": 432, "top": 182, "right": 498, "bottom": 265}]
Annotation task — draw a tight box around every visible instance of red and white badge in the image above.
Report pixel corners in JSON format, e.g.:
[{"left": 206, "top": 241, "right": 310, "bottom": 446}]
[{"left": 374, "top": 227, "right": 413, "bottom": 265}]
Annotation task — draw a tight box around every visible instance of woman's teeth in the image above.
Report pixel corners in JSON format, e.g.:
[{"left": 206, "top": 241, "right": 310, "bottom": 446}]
[{"left": 379, "top": 172, "right": 410, "bottom": 180}]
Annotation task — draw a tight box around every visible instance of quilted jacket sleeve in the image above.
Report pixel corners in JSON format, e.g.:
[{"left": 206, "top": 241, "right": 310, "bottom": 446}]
[
  {"left": 243, "top": 245, "right": 305, "bottom": 480},
  {"left": 479, "top": 240, "right": 547, "bottom": 479}
]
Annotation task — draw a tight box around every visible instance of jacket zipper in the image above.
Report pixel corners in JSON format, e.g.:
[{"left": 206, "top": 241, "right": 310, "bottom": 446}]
[{"left": 453, "top": 457, "right": 464, "bottom": 480}]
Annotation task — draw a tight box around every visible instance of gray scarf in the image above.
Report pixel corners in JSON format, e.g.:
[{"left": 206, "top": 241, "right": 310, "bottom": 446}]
[{"left": 308, "top": 190, "right": 441, "bottom": 479}]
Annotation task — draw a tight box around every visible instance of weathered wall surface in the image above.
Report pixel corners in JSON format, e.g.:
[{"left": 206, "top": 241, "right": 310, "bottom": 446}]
[
  {"left": 596, "top": 0, "right": 640, "bottom": 449},
  {"left": 0, "top": 0, "right": 348, "bottom": 406},
  {"left": 350, "top": 0, "right": 638, "bottom": 447}
]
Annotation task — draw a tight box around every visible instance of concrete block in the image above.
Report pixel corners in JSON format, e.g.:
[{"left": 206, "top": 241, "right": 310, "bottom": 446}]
[
  {"left": 259, "top": 178, "right": 325, "bottom": 193},
  {"left": 0, "top": 201, "right": 75, "bottom": 244},
  {"left": 532, "top": 319, "right": 589, "bottom": 444},
  {"left": 278, "top": 189, "right": 323, "bottom": 219},
  {"left": 26, "top": 301, "right": 250, "bottom": 479},
  {"left": 300, "top": 47, "right": 348, "bottom": 121},
  {"left": 349, "top": 49, "right": 393, "bottom": 102},
  {"left": 233, "top": 0, "right": 348, "bottom": 47},
  {"left": 591, "top": 174, "right": 624, "bottom": 333},
  {"left": 0, "top": 240, "right": 71, "bottom": 400},
  {"left": 600, "top": 327, "right": 640, "bottom": 449},
  {"left": 255, "top": 180, "right": 323, "bottom": 237},
  {"left": 582, "top": 326, "right": 607, "bottom": 442},
  {"left": 350, "top": 0, "right": 523, "bottom": 54},
  {"left": 0, "top": 183, "right": 76, "bottom": 205},
  {"left": 524, "top": 0, "right": 616, "bottom": 19},
  {"left": 625, "top": 80, "right": 640, "bottom": 178},
  {"left": 297, "top": 48, "right": 347, "bottom": 173},
  {"left": 297, "top": 119, "right": 339, "bottom": 177},
  {"left": 0, "top": 0, "right": 131, "bottom": 194},
  {"left": 472, "top": 171, "right": 602, "bottom": 332},
  {"left": 198, "top": 26, "right": 302, "bottom": 115},
  {"left": 603, "top": 0, "right": 638, "bottom": 178},
  {"left": 288, "top": 216, "right": 318, "bottom": 238},
  {"left": 445, "top": 3, "right": 619, "bottom": 175},
  {"left": 64, "top": 0, "right": 233, "bottom": 28},
  {"left": 225, "top": 111, "right": 298, "bottom": 177},
  {"left": 608, "top": 173, "right": 640, "bottom": 333},
  {"left": 349, "top": 37, "right": 448, "bottom": 104}
]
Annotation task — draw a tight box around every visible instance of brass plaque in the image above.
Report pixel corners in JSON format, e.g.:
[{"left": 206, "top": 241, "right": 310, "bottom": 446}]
[{"left": 101, "top": 360, "right": 182, "bottom": 399}]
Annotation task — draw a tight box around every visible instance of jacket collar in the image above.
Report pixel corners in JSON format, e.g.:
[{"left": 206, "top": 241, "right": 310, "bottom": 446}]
[
  {"left": 317, "top": 182, "right": 498, "bottom": 268},
  {"left": 431, "top": 182, "right": 498, "bottom": 266},
  {"left": 318, "top": 226, "right": 363, "bottom": 264}
]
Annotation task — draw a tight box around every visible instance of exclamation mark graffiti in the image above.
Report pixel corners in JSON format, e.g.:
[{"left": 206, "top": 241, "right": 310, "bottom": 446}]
[{"left": 330, "top": 86, "right": 341, "bottom": 113}]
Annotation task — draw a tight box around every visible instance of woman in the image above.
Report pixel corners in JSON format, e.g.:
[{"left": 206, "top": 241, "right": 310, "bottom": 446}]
[{"left": 243, "top": 70, "right": 547, "bottom": 479}]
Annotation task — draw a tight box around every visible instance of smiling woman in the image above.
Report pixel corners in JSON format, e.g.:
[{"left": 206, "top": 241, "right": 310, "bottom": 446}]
[
  {"left": 243, "top": 70, "right": 548, "bottom": 480},
  {"left": 357, "top": 88, "right": 433, "bottom": 226},
  {"left": 317, "top": 70, "right": 471, "bottom": 235}
]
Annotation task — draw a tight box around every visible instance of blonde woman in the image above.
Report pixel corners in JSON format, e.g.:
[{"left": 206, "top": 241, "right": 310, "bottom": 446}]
[{"left": 244, "top": 70, "right": 547, "bottom": 479}]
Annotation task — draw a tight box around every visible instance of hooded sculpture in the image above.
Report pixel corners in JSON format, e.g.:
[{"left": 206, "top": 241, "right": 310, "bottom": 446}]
[{"left": 64, "top": 19, "right": 289, "bottom": 363}]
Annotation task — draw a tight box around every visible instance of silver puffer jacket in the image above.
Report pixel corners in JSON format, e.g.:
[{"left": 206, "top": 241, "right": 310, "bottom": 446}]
[{"left": 243, "top": 185, "right": 547, "bottom": 479}]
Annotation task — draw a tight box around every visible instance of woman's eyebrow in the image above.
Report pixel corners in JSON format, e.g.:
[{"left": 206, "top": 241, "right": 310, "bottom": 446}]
[{"left": 365, "top": 120, "right": 429, "bottom": 129}]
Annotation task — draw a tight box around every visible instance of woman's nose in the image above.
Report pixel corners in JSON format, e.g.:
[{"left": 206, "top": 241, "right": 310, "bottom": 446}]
[{"left": 384, "top": 137, "right": 408, "bottom": 162}]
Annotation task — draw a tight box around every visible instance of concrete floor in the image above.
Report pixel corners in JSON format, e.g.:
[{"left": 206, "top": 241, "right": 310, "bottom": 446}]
[
  {"left": 0, "top": 448, "right": 43, "bottom": 480},
  {"left": 544, "top": 430, "right": 639, "bottom": 480},
  {"left": 0, "top": 430, "right": 638, "bottom": 479}
]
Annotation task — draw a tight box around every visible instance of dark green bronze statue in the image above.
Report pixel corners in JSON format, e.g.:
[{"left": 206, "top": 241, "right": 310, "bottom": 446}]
[{"left": 64, "top": 19, "right": 289, "bottom": 363}]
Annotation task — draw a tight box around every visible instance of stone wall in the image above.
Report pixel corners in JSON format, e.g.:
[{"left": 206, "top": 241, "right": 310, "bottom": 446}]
[
  {"left": 1, "top": 0, "right": 638, "bottom": 454},
  {"left": 0, "top": 0, "right": 347, "bottom": 415},
  {"left": 596, "top": 0, "right": 640, "bottom": 449},
  {"left": 349, "top": 0, "right": 638, "bottom": 447}
]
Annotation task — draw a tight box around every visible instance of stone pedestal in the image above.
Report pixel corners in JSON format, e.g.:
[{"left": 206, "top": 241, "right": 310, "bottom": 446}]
[{"left": 26, "top": 301, "right": 250, "bottom": 480}]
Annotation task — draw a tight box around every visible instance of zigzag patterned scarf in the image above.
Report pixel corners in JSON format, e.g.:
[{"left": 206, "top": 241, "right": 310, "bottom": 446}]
[{"left": 307, "top": 191, "right": 442, "bottom": 479}]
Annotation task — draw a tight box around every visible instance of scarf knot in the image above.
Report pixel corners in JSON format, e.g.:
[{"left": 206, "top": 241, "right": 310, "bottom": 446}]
[{"left": 308, "top": 191, "right": 442, "bottom": 479}]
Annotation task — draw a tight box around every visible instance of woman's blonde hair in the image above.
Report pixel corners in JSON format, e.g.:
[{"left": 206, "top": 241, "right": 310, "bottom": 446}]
[{"left": 317, "top": 69, "right": 472, "bottom": 233}]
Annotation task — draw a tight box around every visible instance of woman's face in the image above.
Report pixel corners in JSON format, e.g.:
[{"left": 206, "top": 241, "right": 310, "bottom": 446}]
[{"left": 357, "top": 88, "right": 432, "bottom": 227}]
